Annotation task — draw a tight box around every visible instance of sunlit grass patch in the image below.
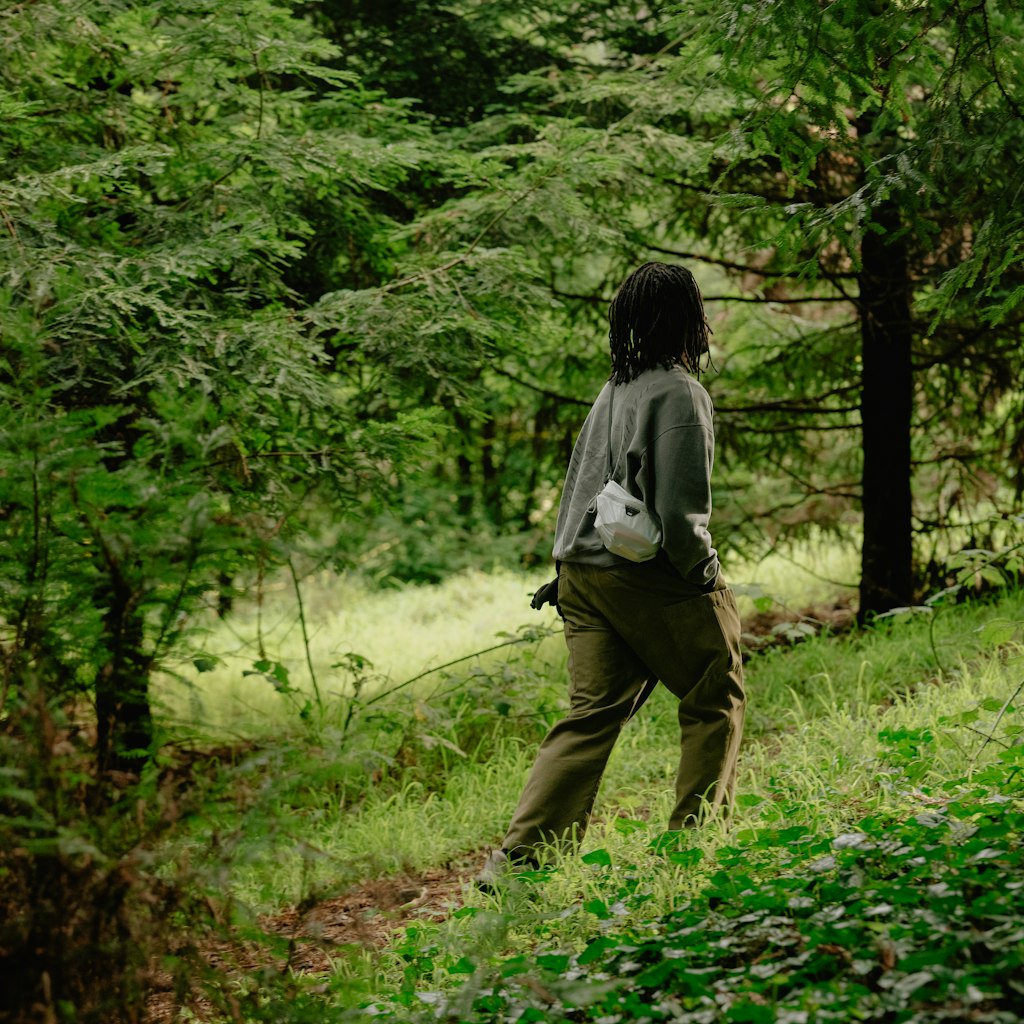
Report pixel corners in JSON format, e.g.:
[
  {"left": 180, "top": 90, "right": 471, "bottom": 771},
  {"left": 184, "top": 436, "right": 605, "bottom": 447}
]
[
  {"left": 155, "top": 538, "right": 861, "bottom": 743},
  {"left": 153, "top": 529, "right": 869, "bottom": 741},
  {"left": 155, "top": 567, "right": 561, "bottom": 740},
  {"left": 726, "top": 531, "right": 860, "bottom": 619}
]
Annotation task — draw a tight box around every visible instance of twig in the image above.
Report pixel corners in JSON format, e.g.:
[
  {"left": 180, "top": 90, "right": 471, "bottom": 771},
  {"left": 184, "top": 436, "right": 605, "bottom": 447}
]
[
  {"left": 640, "top": 242, "right": 859, "bottom": 281},
  {"left": 287, "top": 556, "right": 323, "bottom": 714},
  {"left": 361, "top": 626, "right": 560, "bottom": 709},
  {"left": 757, "top": 546, "right": 859, "bottom": 593},
  {"left": 975, "top": 678, "right": 1024, "bottom": 758},
  {"left": 490, "top": 366, "right": 592, "bottom": 407},
  {"left": 979, "top": 2, "right": 1023, "bottom": 120},
  {"left": 956, "top": 722, "right": 1013, "bottom": 752},
  {"left": 928, "top": 609, "right": 944, "bottom": 676},
  {"left": 382, "top": 186, "right": 541, "bottom": 294}
]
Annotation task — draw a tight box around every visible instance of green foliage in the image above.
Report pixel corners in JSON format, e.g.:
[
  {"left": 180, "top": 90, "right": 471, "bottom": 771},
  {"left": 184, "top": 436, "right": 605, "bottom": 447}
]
[
  {"left": 690, "top": 0, "right": 1024, "bottom": 600},
  {"left": 3, "top": 0, "right": 1024, "bottom": 1014},
  {"left": 469, "top": 797, "right": 1024, "bottom": 1023},
  {"left": 5, "top": 554, "right": 1016, "bottom": 1020},
  {"left": 351, "top": 0, "right": 1024, "bottom": 611},
  {"left": 0, "top": 0, "right": 443, "bottom": 762},
  {"left": 366, "top": 762, "right": 1024, "bottom": 1023},
  {"left": 0, "top": 693, "right": 216, "bottom": 1023},
  {"left": 156, "top": 614, "right": 564, "bottom": 912},
  {"left": 311, "top": 578, "right": 1024, "bottom": 1024},
  {"left": 0, "top": 609, "right": 564, "bottom": 1020},
  {"left": 304, "top": 0, "right": 561, "bottom": 127},
  {"left": 0, "top": 1, "right": 464, "bottom": 1015}
]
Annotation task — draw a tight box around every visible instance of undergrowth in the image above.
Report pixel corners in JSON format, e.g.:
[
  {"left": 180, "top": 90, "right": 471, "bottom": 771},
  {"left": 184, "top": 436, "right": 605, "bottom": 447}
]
[
  {"left": 319, "top": 586, "right": 1024, "bottom": 1024},
  {"left": 4, "top": 546, "right": 1023, "bottom": 1023}
]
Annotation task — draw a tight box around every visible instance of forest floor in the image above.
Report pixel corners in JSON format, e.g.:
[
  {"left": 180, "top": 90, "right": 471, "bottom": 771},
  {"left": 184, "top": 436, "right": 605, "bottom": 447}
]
[
  {"left": 263, "top": 853, "right": 479, "bottom": 967},
  {"left": 147, "top": 590, "right": 860, "bottom": 1024},
  {"left": 141, "top": 574, "right": 1024, "bottom": 1024},
  {"left": 146, "top": 861, "right": 474, "bottom": 1021},
  {"left": 263, "top": 597, "right": 859, "bottom": 955}
]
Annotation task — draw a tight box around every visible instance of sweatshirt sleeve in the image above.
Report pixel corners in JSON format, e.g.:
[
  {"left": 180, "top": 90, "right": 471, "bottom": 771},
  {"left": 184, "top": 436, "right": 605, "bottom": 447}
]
[{"left": 642, "top": 422, "right": 720, "bottom": 588}]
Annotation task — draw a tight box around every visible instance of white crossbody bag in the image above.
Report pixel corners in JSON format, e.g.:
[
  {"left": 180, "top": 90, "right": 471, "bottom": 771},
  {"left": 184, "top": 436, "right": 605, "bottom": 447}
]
[{"left": 591, "top": 386, "right": 662, "bottom": 562}]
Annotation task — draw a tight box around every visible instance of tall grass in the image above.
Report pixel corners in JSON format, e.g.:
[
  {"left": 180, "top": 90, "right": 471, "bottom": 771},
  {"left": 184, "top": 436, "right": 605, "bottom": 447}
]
[
  {"left": 156, "top": 538, "right": 860, "bottom": 742},
  {"left": 358, "top": 590, "right": 1023, "bottom": 1009},
  {"left": 154, "top": 540, "right": 863, "bottom": 915},
  {"left": 140, "top": 532, "right": 1024, "bottom": 1020},
  {"left": 157, "top": 540, "right": 1021, "bottom": 926},
  {"left": 156, "top": 567, "right": 562, "bottom": 740}
]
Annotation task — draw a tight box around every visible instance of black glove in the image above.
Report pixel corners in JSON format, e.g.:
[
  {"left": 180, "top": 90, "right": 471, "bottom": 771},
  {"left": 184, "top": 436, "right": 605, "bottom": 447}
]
[{"left": 530, "top": 577, "right": 560, "bottom": 612}]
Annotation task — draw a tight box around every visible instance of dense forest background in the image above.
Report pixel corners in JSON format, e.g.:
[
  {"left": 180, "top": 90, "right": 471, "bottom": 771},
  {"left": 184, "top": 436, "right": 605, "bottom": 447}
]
[{"left": 2, "top": 1, "right": 1023, "bottom": 1021}]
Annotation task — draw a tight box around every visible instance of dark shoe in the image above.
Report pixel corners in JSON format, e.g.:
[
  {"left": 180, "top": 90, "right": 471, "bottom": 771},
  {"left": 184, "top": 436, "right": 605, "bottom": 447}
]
[
  {"left": 475, "top": 849, "right": 546, "bottom": 894},
  {"left": 474, "top": 849, "right": 510, "bottom": 893}
]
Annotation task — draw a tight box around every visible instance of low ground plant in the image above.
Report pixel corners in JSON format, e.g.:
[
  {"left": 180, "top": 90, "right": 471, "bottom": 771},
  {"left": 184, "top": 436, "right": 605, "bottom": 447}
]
[
  {"left": 325, "top": 587, "right": 1024, "bottom": 1023},
  {"left": 133, "top": 544, "right": 1021, "bottom": 1023},
  {"left": 153, "top": 543, "right": 861, "bottom": 915},
  {"left": 9, "top": 542, "right": 1021, "bottom": 1022}
]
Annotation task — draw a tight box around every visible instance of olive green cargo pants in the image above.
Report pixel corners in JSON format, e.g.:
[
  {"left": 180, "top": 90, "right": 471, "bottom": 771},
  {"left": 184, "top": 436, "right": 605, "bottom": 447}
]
[{"left": 502, "top": 560, "right": 746, "bottom": 859}]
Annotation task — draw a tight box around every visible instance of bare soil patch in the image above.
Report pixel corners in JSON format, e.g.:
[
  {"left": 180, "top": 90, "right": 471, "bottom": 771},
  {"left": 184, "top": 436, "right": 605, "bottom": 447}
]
[
  {"left": 264, "top": 856, "right": 475, "bottom": 971},
  {"left": 146, "top": 856, "right": 477, "bottom": 1021}
]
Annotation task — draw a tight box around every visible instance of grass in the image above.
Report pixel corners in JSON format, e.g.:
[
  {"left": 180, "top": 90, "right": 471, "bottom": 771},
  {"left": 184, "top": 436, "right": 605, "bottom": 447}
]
[
  {"left": 156, "top": 539, "right": 860, "bottom": 742},
  {"left": 155, "top": 542, "right": 860, "bottom": 903},
  {"left": 155, "top": 566, "right": 564, "bottom": 740},
  {"left": 352, "top": 592, "right": 1024, "bottom": 1021},
  {"left": 147, "top": 540, "right": 1024, "bottom": 1021}
]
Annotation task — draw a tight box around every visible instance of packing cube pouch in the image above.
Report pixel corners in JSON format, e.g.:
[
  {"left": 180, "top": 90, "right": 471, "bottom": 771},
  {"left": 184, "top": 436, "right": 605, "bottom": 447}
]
[{"left": 594, "top": 480, "right": 662, "bottom": 562}]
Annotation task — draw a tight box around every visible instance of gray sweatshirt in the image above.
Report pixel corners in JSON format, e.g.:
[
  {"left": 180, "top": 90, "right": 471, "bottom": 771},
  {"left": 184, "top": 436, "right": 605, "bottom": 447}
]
[{"left": 551, "top": 366, "right": 720, "bottom": 588}]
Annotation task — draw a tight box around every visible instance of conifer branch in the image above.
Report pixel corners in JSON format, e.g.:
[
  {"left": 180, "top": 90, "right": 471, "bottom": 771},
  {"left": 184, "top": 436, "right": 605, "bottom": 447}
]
[
  {"left": 549, "top": 284, "right": 853, "bottom": 306},
  {"left": 641, "top": 243, "right": 858, "bottom": 281},
  {"left": 980, "top": 1, "right": 1023, "bottom": 120},
  {"left": 383, "top": 182, "right": 544, "bottom": 293},
  {"left": 491, "top": 366, "right": 592, "bottom": 407},
  {"left": 715, "top": 384, "right": 860, "bottom": 416}
]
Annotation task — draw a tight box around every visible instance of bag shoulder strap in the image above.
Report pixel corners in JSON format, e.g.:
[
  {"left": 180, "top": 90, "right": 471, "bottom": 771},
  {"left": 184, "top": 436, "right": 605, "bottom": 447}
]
[{"left": 605, "top": 384, "right": 615, "bottom": 483}]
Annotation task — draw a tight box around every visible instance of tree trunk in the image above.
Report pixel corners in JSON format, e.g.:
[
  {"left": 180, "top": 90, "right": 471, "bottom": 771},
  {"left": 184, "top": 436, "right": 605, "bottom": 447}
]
[
  {"left": 857, "top": 199, "right": 915, "bottom": 621},
  {"left": 451, "top": 406, "right": 475, "bottom": 519},
  {"left": 480, "top": 416, "right": 503, "bottom": 526},
  {"left": 94, "top": 572, "right": 152, "bottom": 777},
  {"left": 521, "top": 402, "right": 552, "bottom": 531}
]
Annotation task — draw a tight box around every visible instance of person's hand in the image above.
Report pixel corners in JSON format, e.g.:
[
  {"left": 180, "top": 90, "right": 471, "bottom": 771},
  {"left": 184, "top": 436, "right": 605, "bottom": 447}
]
[{"left": 530, "top": 577, "right": 559, "bottom": 612}]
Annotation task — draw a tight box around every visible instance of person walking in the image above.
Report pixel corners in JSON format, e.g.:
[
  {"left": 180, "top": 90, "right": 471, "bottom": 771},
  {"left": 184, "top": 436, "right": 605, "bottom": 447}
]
[{"left": 478, "top": 261, "right": 746, "bottom": 885}]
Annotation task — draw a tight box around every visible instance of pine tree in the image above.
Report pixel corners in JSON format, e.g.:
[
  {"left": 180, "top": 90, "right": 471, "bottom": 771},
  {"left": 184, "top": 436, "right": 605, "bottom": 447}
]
[
  {"left": 0, "top": 0, "right": 436, "bottom": 772},
  {"left": 388, "top": 0, "right": 1024, "bottom": 616}
]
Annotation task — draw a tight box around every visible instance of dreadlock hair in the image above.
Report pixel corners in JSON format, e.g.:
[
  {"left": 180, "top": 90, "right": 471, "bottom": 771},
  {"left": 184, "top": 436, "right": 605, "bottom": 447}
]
[{"left": 608, "top": 262, "right": 711, "bottom": 384}]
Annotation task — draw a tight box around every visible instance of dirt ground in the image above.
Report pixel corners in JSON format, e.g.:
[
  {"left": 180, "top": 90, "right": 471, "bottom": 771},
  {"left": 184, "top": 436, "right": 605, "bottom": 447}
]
[
  {"left": 263, "top": 856, "right": 477, "bottom": 970},
  {"left": 146, "top": 857, "right": 476, "bottom": 1020}
]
